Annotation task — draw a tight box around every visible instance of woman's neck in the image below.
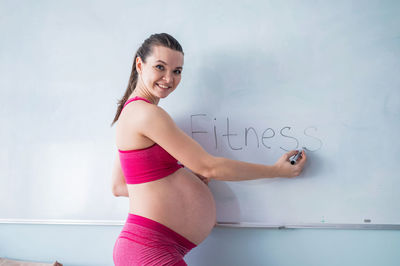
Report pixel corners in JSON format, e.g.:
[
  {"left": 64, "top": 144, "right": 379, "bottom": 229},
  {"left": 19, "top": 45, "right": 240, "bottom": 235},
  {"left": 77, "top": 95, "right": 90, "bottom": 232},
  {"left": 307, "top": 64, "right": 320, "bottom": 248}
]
[{"left": 131, "top": 83, "right": 159, "bottom": 105}]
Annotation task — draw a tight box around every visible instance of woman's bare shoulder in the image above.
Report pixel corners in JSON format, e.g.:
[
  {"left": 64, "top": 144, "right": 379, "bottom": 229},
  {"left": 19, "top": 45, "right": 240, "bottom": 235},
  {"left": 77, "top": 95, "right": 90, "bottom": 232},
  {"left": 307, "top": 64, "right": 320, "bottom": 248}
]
[{"left": 121, "top": 101, "right": 173, "bottom": 131}]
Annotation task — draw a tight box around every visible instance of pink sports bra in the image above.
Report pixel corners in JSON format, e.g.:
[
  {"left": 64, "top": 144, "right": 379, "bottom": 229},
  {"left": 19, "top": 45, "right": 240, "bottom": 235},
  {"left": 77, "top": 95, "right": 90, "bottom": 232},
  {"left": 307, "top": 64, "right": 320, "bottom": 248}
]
[{"left": 118, "top": 97, "right": 183, "bottom": 184}]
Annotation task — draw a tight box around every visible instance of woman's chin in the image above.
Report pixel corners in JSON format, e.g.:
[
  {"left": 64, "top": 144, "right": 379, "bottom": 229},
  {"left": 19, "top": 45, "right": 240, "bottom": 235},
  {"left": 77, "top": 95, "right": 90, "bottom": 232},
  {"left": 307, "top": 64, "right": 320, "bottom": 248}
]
[{"left": 156, "top": 90, "right": 173, "bottom": 99}]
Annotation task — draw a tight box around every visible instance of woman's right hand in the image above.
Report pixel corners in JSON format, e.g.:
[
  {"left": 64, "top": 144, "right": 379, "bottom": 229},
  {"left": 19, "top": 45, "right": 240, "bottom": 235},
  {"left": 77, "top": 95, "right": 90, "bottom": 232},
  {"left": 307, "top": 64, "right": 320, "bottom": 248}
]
[{"left": 274, "top": 150, "right": 307, "bottom": 178}]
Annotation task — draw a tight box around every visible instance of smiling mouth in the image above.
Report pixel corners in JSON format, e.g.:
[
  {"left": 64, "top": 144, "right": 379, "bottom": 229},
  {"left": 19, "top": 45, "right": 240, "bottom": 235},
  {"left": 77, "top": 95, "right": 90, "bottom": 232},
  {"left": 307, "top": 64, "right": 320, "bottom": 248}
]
[{"left": 156, "top": 83, "right": 171, "bottom": 89}]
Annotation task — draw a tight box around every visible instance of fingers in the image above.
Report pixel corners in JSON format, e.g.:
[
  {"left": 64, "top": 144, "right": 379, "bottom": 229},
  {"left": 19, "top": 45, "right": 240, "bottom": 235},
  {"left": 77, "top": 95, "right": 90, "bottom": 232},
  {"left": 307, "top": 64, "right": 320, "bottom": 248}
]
[
  {"left": 294, "top": 151, "right": 307, "bottom": 175},
  {"left": 276, "top": 150, "right": 308, "bottom": 178},
  {"left": 198, "top": 175, "right": 209, "bottom": 185},
  {"left": 285, "top": 150, "right": 299, "bottom": 160},
  {"left": 297, "top": 150, "right": 307, "bottom": 166}
]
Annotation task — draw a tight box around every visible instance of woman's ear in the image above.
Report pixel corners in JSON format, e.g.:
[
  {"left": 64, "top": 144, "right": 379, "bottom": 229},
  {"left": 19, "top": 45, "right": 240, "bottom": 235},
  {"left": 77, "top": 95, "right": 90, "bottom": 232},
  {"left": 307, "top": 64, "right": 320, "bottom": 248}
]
[{"left": 136, "top": 57, "right": 143, "bottom": 75}]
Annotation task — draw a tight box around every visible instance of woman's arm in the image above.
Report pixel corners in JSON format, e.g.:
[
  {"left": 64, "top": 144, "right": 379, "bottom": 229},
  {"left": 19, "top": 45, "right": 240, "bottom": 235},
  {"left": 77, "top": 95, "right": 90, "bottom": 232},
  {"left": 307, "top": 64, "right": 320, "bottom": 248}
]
[
  {"left": 205, "top": 150, "right": 306, "bottom": 181},
  {"left": 133, "top": 104, "right": 307, "bottom": 181},
  {"left": 111, "top": 152, "right": 129, "bottom": 197}
]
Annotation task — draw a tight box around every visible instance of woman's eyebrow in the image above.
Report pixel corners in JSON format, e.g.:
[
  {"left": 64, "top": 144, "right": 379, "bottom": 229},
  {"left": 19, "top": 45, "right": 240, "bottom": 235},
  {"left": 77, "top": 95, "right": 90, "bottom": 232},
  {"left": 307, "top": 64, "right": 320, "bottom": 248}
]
[
  {"left": 156, "top": 60, "right": 167, "bottom": 64},
  {"left": 156, "top": 60, "right": 183, "bottom": 69}
]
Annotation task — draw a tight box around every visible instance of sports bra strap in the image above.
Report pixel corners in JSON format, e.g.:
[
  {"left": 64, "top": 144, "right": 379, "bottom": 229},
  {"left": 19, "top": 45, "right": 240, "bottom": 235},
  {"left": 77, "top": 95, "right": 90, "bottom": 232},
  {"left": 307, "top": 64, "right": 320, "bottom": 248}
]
[{"left": 122, "top": 96, "right": 152, "bottom": 110}]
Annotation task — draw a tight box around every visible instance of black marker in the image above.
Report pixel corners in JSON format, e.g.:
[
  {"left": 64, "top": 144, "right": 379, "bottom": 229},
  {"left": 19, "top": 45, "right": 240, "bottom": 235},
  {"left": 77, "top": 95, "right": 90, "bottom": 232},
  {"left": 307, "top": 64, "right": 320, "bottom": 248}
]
[{"left": 290, "top": 149, "right": 304, "bottom": 165}]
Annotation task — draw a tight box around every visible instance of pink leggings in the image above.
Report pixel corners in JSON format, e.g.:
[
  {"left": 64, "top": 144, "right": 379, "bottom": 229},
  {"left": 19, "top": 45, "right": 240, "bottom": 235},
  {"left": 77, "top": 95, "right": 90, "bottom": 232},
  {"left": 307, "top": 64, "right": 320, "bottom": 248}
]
[{"left": 113, "top": 214, "right": 197, "bottom": 266}]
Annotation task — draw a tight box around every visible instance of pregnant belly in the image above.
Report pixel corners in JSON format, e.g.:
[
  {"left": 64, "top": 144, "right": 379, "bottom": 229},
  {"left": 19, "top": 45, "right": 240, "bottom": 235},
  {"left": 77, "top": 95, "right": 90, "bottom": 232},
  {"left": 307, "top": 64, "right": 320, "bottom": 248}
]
[{"left": 128, "top": 168, "right": 217, "bottom": 245}]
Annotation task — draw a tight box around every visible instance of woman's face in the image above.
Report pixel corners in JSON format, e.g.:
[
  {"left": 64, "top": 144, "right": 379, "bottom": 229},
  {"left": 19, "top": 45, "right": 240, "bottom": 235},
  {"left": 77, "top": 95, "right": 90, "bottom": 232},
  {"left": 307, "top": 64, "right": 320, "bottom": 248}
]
[{"left": 137, "top": 45, "right": 184, "bottom": 99}]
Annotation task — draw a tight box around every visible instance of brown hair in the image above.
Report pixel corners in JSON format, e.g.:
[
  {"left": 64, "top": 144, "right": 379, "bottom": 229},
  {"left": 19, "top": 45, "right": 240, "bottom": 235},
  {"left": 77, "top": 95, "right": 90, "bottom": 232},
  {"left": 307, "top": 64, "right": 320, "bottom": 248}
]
[{"left": 111, "top": 33, "right": 184, "bottom": 126}]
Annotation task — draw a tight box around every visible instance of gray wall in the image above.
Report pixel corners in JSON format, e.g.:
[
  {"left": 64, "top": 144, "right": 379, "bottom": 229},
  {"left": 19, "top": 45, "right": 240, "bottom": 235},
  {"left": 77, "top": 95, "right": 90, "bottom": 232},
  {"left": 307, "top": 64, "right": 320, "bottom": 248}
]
[{"left": 1, "top": 223, "right": 400, "bottom": 266}]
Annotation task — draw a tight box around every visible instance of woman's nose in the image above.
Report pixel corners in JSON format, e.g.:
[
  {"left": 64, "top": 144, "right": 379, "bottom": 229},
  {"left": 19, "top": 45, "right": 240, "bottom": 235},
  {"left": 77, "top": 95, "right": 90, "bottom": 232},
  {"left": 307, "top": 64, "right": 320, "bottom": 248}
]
[{"left": 162, "top": 72, "right": 173, "bottom": 83}]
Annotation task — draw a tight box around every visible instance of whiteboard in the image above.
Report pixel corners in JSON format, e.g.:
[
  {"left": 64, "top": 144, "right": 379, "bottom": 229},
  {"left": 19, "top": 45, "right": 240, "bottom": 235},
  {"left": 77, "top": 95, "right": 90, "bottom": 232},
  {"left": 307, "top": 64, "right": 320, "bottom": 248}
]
[{"left": 1, "top": 0, "right": 399, "bottom": 227}]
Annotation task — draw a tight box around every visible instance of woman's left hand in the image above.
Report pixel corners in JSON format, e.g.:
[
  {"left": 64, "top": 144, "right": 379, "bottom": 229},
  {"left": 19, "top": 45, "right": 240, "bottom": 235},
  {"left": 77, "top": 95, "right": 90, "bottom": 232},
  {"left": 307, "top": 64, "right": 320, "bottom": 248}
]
[{"left": 195, "top": 173, "right": 209, "bottom": 185}]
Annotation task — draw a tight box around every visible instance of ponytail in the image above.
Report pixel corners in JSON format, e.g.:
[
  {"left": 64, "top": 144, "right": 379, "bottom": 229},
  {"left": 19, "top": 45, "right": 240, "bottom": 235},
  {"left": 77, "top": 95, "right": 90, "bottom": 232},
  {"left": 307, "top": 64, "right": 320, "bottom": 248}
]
[{"left": 110, "top": 55, "right": 138, "bottom": 126}]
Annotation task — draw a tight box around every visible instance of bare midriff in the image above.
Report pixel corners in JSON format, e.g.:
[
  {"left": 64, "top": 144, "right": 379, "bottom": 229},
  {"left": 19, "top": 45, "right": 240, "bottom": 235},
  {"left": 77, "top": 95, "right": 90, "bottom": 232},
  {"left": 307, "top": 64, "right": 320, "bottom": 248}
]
[{"left": 127, "top": 167, "right": 216, "bottom": 245}]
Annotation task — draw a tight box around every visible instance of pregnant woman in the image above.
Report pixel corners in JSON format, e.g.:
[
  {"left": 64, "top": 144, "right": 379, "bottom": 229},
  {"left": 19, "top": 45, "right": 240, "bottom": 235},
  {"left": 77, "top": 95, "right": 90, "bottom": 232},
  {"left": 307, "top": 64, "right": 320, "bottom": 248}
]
[{"left": 111, "top": 33, "right": 306, "bottom": 266}]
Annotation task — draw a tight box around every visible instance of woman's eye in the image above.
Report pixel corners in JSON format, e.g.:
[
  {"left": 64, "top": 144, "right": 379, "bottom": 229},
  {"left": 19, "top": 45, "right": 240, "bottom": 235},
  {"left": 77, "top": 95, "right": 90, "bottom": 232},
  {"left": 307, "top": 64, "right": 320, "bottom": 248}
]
[
  {"left": 155, "top": 65, "right": 164, "bottom": 70},
  {"left": 174, "top": 69, "right": 182, "bottom": 75}
]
